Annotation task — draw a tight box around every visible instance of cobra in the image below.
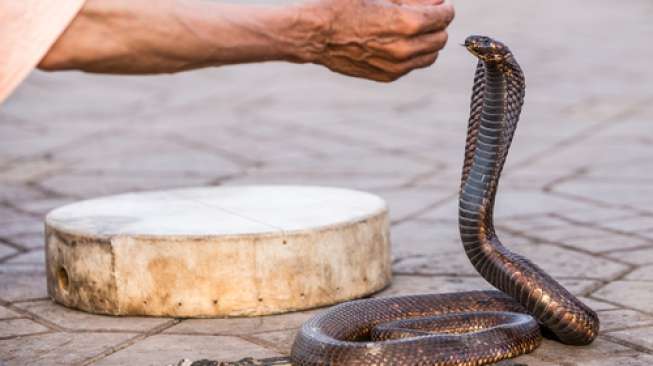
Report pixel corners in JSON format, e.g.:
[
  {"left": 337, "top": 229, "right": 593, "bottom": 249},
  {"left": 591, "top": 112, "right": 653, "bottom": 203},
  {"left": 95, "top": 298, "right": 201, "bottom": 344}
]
[{"left": 289, "top": 35, "right": 600, "bottom": 366}]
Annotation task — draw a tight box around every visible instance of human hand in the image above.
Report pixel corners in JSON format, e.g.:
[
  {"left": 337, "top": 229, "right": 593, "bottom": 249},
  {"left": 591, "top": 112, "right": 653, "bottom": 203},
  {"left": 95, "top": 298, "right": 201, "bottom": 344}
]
[{"left": 296, "top": 0, "right": 454, "bottom": 82}]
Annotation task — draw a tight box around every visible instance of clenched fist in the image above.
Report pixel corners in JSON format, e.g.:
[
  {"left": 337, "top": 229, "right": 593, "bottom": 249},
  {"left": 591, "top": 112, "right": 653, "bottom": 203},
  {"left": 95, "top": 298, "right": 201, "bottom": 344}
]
[{"left": 295, "top": 0, "right": 455, "bottom": 81}]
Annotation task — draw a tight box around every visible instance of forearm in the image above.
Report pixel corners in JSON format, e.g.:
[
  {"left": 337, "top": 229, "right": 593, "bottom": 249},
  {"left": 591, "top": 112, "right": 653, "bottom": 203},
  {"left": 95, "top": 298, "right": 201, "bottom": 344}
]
[
  {"left": 39, "top": 0, "right": 322, "bottom": 74},
  {"left": 39, "top": 0, "right": 454, "bottom": 81}
]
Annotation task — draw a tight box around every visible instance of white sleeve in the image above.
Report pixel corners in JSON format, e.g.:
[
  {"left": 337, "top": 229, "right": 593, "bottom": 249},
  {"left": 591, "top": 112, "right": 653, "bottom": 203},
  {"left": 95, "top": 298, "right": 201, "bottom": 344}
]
[{"left": 0, "top": 0, "right": 85, "bottom": 104}]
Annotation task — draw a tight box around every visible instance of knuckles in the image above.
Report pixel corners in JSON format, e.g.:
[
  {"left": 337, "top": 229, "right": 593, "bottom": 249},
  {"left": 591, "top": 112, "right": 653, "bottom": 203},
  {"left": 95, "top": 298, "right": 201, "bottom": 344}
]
[{"left": 315, "top": 0, "right": 453, "bottom": 82}]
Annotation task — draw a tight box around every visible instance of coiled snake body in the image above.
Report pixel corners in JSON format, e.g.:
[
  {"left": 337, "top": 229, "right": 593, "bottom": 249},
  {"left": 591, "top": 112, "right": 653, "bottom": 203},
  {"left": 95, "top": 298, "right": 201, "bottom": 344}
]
[{"left": 290, "top": 36, "right": 600, "bottom": 366}]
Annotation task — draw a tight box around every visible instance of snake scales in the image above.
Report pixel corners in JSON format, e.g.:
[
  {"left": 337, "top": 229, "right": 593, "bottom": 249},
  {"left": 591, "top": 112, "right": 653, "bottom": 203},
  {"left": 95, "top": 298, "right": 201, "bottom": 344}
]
[{"left": 289, "top": 36, "right": 600, "bottom": 366}]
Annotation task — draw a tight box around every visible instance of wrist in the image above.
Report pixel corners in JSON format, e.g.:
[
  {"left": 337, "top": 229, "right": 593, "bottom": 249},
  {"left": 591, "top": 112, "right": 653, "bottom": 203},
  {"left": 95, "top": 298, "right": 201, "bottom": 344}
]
[{"left": 278, "top": 2, "right": 330, "bottom": 64}]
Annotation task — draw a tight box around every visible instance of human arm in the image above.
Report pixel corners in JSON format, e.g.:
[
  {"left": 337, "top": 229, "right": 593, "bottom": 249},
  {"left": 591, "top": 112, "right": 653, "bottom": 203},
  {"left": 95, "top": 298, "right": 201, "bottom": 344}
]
[{"left": 38, "top": 0, "right": 454, "bottom": 81}]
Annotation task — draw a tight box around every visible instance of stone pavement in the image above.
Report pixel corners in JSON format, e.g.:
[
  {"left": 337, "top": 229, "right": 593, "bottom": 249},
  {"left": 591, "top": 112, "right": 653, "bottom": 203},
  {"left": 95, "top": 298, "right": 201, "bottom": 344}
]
[{"left": 1, "top": 0, "right": 652, "bottom": 365}]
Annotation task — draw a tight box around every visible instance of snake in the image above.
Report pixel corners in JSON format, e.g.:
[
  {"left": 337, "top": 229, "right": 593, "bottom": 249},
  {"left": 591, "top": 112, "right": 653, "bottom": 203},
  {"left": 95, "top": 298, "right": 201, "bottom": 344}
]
[{"left": 289, "top": 35, "right": 600, "bottom": 366}]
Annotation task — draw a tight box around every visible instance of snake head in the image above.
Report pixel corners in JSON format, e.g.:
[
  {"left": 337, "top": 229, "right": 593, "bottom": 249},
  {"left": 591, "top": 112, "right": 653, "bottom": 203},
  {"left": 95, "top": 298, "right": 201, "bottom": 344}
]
[{"left": 464, "top": 35, "right": 512, "bottom": 63}]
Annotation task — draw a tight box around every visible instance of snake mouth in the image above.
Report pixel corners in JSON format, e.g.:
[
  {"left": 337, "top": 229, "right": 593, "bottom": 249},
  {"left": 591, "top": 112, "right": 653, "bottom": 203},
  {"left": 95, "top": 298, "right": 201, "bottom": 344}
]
[{"left": 461, "top": 42, "right": 481, "bottom": 59}]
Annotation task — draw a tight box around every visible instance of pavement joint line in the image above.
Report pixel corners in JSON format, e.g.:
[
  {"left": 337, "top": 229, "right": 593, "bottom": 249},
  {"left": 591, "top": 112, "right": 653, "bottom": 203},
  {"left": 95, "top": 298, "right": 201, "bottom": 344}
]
[
  {"left": 549, "top": 189, "right": 653, "bottom": 216},
  {"left": 162, "top": 132, "right": 263, "bottom": 168},
  {"left": 399, "top": 167, "right": 443, "bottom": 188},
  {"left": 0, "top": 251, "right": 29, "bottom": 264},
  {"left": 495, "top": 223, "right": 634, "bottom": 265},
  {"left": 392, "top": 271, "right": 616, "bottom": 283},
  {"left": 4, "top": 128, "right": 122, "bottom": 169},
  {"left": 9, "top": 297, "right": 51, "bottom": 304},
  {"left": 540, "top": 166, "right": 588, "bottom": 193},
  {"left": 30, "top": 179, "right": 86, "bottom": 201},
  {"left": 552, "top": 213, "right": 653, "bottom": 246},
  {"left": 553, "top": 213, "right": 653, "bottom": 246},
  {"left": 1, "top": 299, "right": 66, "bottom": 332},
  {"left": 208, "top": 172, "right": 249, "bottom": 186},
  {"left": 61, "top": 329, "right": 157, "bottom": 334},
  {"left": 602, "top": 322, "right": 653, "bottom": 334},
  {"left": 599, "top": 243, "right": 653, "bottom": 255},
  {"left": 285, "top": 123, "right": 397, "bottom": 154},
  {"left": 582, "top": 261, "right": 639, "bottom": 298},
  {"left": 544, "top": 189, "right": 619, "bottom": 210},
  {"left": 237, "top": 333, "right": 290, "bottom": 356},
  {"left": 50, "top": 169, "right": 231, "bottom": 184},
  {"left": 78, "top": 318, "right": 182, "bottom": 366},
  {"left": 390, "top": 193, "right": 457, "bottom": 226},
  {"left": 510, "top": 97, "right": 653, "bottom": 170},
  {"left": 162, "top": 325, "right": 302, "bottom": 337},
  {"left": 227, "top": 119, "right": 352, "bottom": 159},
  {"left": 392, "top": 271, "right": 479, "bottom": 278},
  {"left": 587, "top": 296, "right": 653, "bottom": 318},
  {"left": 0, "top": 237, "right": 29, "bottom": 254},
  {"left": 0, "top": 330, "right": 55, "bottom": 342},
  {"left": 162, "top": 131, "right": 264, "bottom": 167},
  {"left": 389, "top": 198, "right": 454, "bottom": 226},
  {"left": 601, "top": 333, "right": 653, "bottom": 356}
]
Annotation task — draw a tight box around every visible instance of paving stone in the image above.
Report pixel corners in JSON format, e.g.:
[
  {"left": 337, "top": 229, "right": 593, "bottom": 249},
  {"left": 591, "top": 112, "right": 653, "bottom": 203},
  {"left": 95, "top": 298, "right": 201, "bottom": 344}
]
[
  {"left": 609, "top": 326, "right": 653, "bottom": 351},
  {"left": 391, "top": 219, "right": 461, "bottom": 256},
  {"left": 0, "top": 318, "right": 49, "bottom": 338},
  {"left": 578, "top": 297, "right": 619, "bottom": 312},
  {"left": 0, "top": 305, "right": 21, "bottom": 319},
  {"left": 552, "top": 179, "right": 653, "bottom": 216},
  {"left": 591, "top": 215, "right": 653, "bottom": 234},
  {"left": 0, "top": 271, "right": 47, "bottom": 302},
  {"left": 10, "top": 196, "right": 76, "bottom": 217},
  {"left": 0, "top": 217, "right": 43, "bottom": 239},
  {"left": 94, "top": 334, "right": 281, "bottom": 366},
  {"left": 624, "top": 265, "right": 653, "bottom": 281},
  {"left": 164, "top": 311, "right": 316, "bottom": 336},
  {"left": 393, "top": 252, "right": 478, "bottom": 277},
  {"left": 1, "top": 250, "right": 45, "bottom": 274},
  {"left": 0, "top": 331, "right": 134, "bottom": 366},
  {"left": 5, "top": 250, "right": 44, "bottom": 265},
  {"left": 512, "top": 338, "right": 653, "bottom": 366},
  {"left": 1, "top": 232, "right": 44, "bottom": 250},
  {"left": 38, "top": 173, "right": 215, "bottom": 198},
  {"left": 0, "top": 242, "right": 18, "bottom": 260},
  {"left": 16, "top": 301, "right": 173, "bottom": 333},
  {"left": 554, "top": 208, "right": 639, "bottom": 227},
  {"left": 560, "top": 235, "right": 649, "bottom": 254},
  {"left": 224, "top": 172, "right": 410, "bottom": 192},
  {"left": 0, "top": 158, "right": 67, "bottom": 184},
  {"left": 374, "top": 187, "right": 453, "bottom": 223},
  {"left": 248, "top": 329, "right": 297, "bottom": 356},
  {"left": 501, "top": 215, "right": 569, "bottom": 232},
  {"left": 593, "top": 281, "right": 653, "bottom": 313},
  {"left": 605, "top": 247, "right": 653, "bottom": 266},
  {"left": 509, "top": 242, "right": 628, "bottom": 280},
  {"left": 0, "top": 207, "right": 30, "bottom": 223},
  {"left": 598, "top": 309, "right": 653, "bottom": 333},
  {"left": 68, "top": 142, "right": 244, "bottom": 178},
  {"left": 0, "top": 184, "right": 47, "bottom": 204},
  {"left": 515, "top": 225, "right": 651, "bottom": 253}
]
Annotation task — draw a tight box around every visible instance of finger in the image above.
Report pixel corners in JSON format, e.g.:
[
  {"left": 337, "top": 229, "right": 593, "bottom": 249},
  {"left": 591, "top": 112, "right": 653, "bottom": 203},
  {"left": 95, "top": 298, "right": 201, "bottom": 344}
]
[
  {"left": 397, "top": 2, "right": 455, "bottom": 35},
  {"left": 321, "top": 55, "right": 400, "bottom": 83},
  {"left": 369, "top": 30, "right": 448, "bottom": 61},
  {"left": 365, "top": 51, "right": 439, "bottom": 79}
]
